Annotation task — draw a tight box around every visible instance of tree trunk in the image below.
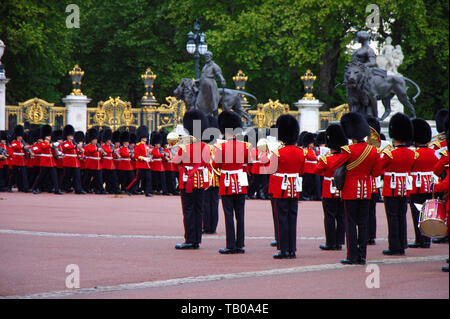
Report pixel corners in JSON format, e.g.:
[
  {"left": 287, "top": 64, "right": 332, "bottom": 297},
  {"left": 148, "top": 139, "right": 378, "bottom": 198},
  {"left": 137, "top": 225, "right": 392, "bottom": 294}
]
[{"left": 319, "top": 40, "right": 342, "bottom": 108}]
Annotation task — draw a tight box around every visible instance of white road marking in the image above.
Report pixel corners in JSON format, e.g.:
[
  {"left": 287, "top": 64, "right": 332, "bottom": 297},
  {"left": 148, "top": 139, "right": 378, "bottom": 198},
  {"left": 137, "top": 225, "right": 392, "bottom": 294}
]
[
  {"left": 0, "top": 229, "right": 405, "bottom": 242},
  {"left": 1, "top": 255, "right": 447, "bottom": 299}
]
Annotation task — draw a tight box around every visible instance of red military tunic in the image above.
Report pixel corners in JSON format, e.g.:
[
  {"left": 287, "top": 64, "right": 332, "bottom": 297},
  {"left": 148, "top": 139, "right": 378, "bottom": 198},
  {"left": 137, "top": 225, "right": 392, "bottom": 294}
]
[
  {"left": 83, "top": 143, "right": 102, "bottom": 170},
  {"left": 163, "top": 148, "right": 178, "bottom": 172},
  {"left": 269, "top": 145, "right": 305, "bottom": 198},
  {"left": 313, "top": 152, "right": 343, "bottom": 199},
  {"left": 133, "top": 142, "right": 151, "bottom": 170},
  {"left": 30, "top": 142, "right": 42, "bottom": 168},
  {"left": 380, "top": 146, "right": 415, "bottom": 197},
  {"left": 62, "top": 140, "right": 80, "bottom": 168},
  {"left": 212, "top": 139, "right": 251, "bottom": 196},
  {"left": 173, "top": 141, "right": 211, "bottom": 191},
  {"left": 433, "top": 166, "right": 449, "bottom": 215},
  {"left": 409, "top": 146, "right": 438, "bottom": 194},
  {"left": 433, "top": 150, "right": 448, "bottom": 177},
  {"left": 327, "top": 142, "right": 382, "bottom": 200},
  {"left": 101, "top": 143, "right": 116, "bottom": 170},
  {"left": 10, "top": 140, "right": 27, "bottom": 166},
  {"left": 117, "top": 146, "right": 134, "bottom": 171},
  {"left": 303, "top": 147, "right": 318, "bottom": 174},
  {"left": 150, "top": 147, "right": 166, "bottom": 172},
  {"left": 35, "top": 141, "right": 57, "bottom": 167},
  {"left": 0, "top": 143, "right": 8, "bottom": 168}
]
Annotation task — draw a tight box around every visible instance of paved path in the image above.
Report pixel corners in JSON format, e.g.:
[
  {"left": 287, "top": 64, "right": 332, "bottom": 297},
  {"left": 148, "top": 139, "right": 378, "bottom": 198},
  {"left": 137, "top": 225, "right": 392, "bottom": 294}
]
[{"left": 0, "top": 192, "right": 448, "bottom": 299}]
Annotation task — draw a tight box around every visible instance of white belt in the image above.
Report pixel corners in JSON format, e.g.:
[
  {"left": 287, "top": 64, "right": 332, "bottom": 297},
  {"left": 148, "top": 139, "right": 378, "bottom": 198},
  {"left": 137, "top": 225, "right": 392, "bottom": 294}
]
[
  {"left": 410, "top": 171, "right": 433, "bottom": 176},
  {"left": 103, "top": 157, "right": 113, "bottom": 160},
  {"left": 185, "top": 166, "right": 205, "bottom": 170},
  {"left": 40, "top": 154, "right": 53, "bottom": 157},
  {"left": 274, "top": 173, "right": 299, "bottom": 178},
  {"left": 85, "top": 156, "right": 101, "bottom": 160},
  {"left": 385, "top": 172, "right": 409, "bottom": 177},
  {"left": 152, "top": 158, "right": 162, "bottom": 161},
  {"left": 305, "top": 160, "right": 317, "bottom": 164},
  {"left": 13, "top": 152, "right": 24, "bottom": 156},
  {"left": 119, "top": 158, "right": 131, "bottom": 161},
  {"left": 222, "top": 169, "right": 243, "bottom": 174},
  {"left": 324, "top": 176, "right": 334, "bottom": 181},
  {"left": 65, "top": 154, "right": 77, "bottom": 157},
  {"left": 252, "top": 160, "right": 261, "bottom": 163}
]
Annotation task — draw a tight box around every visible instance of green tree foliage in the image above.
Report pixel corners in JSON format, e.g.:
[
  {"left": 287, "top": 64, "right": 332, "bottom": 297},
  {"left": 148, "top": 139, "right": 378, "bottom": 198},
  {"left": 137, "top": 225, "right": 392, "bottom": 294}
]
[{"left": 0, "top": 0, "right": 447, "bottom": 119}]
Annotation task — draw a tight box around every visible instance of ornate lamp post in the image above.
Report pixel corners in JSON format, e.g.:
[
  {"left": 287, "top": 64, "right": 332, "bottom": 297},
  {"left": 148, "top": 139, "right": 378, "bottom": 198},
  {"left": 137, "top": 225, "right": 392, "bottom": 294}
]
[
  {"left": 233, "top": 70, "right": 250, "bottom": 109},
  {"left": 141, "top": 67, "right": 158, "bottom": 107},
  {"left": 69, "top": 65, "right": 84, "bottom": 95},
  {"left": 300, "top": 69, "right": 316, "bottom": 100},
  {"left": 186, "top": 19, "right": 208, "bottom": 80}
]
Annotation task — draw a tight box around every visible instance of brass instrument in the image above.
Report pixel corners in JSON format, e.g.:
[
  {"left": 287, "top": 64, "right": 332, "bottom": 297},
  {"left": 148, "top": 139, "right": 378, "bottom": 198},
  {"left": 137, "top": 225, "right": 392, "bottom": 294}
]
[
  {"left": 429, "top": 132, "right": 446, "bottom": 147},
  {"left": 366, "top": 126, "right": 381, "bottom": 148},
  {"left": 256, "top": 137, "right": 283, "bottom": 157},
  {"left": 167, "top": 132, "right": 181, "bottom": 146}
]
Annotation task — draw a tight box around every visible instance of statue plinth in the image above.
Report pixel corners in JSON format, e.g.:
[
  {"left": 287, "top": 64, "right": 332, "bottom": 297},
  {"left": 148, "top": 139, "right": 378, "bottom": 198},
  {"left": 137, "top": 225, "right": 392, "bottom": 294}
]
[
  {"left": 295, "top": 99, "right": 323, "bottom": 133},
  {"left": 62, "top": 94, "right": 91, "bottom": 132},
  {"left": 0, "top": 77, "right": 9, "bottom": 130}
]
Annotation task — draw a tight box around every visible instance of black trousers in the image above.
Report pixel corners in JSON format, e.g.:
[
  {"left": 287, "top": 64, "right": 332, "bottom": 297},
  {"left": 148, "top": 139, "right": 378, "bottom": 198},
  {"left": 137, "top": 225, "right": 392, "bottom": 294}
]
[
  {"left": 165, "top": 170, "right": 177, "bottom": 194},
  {"left": 384, "top": 196, "right": 408, "bottom": 251},
  {"left": 221, "top": 194, "right": 246, "bottom": 249},
  {"left": 152, "top": 171, "right": 167, "bottom": 193},
  {"left": 103, "top": 169, "right": 120, "bottom": 194},
  {"left": 10, "top": 165, "right": 29, "bottom": 191},
  {"left": 32, "top": 166, "right": 59, "bottom": 192},
  {"left": 202, "top": 187, "right": 219, "bottom": 233},
  {"left": 344, "top": 199, "right": 370, "bottom": 262},
  {"left": 322, "top": 198, "right": 346, "bottom": 247},
  {"left": 409, "top": 193, "right": 431, "bottom": 245},
  {"left": 273, "top": 198, "right": 298, "bottom": 253},
  {"left": 248, "top": 174, "right": 268, "bottom": 198},
  {"left": 118, "top": 170, "right": 135, "bottom": 192},
  {"left": 0, "top": 165, "right": 9, "bottom": 190},
  {"left": 270, "top": 196, "right": 279, "bottom": 243},
  {"left": 302, "top": 173, "right": 316, "bottom": 200},
  {"left": 62, "top": 167, "right": 83, "bottom": 192},
  {"left": 83, "top": 169, "right": 104, "bottom": 192},
  {"left": 181, "top": 189, "right": 204, "bottom": 244},
  {"left": 368, "top": 194, "right": 379, "bottom": 240},
  {"left": 28, "top": 166, "right": 40, "bottom": 189},
  {"left": 131, "top": 168, "right": 152, "bottom": 194}
]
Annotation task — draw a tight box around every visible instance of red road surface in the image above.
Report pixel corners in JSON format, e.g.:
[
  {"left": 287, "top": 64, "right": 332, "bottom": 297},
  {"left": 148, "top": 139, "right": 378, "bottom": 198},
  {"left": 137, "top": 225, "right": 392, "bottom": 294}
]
[{"left": 0, "top": 192, "right": 448, "bottom": 299}]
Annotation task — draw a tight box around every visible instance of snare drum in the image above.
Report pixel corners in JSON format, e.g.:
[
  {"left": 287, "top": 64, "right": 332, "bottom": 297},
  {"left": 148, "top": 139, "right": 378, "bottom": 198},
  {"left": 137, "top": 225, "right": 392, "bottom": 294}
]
[{"left": 419, "top": 199, "right": 448, "bottom": 239}]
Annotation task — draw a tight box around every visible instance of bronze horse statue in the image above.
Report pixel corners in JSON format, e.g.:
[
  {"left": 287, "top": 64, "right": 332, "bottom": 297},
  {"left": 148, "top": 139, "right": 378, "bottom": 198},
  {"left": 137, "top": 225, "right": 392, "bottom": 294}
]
[
  {"left": 173, "top": 78, "right": 256, "bottom": 124},
  {"left": 342, "top": 61, "right": 420, "bottom": 121}
]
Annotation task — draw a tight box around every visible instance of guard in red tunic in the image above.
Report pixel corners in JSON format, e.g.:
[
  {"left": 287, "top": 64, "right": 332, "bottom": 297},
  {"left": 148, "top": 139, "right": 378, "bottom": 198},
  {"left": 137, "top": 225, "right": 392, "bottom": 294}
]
[
  {"left": 83, "top": 128, "right": 106, "bottom": 194},
  {"left": 408, "top": 119, "right": 438, "bottom": 249},
  {"left": 162, "top": 131, "right": 178, "bottom": 195},
  {"left": 430, "top": 108, "right": 448, "bottom": 158},
  {"left": 172, "top": 110, "right": 211, "bottom": 249},
  {"left": 131, "top": 125, "right": 153, "bottom": 197},
  {"left": 301, "top": 132, "right": 318, "bottom": 201},
  {"left": 150, "top": 131, "right": 169, "bottom": 195},
  {"left": 28, "top": 129, "right": 42, "bottom": 188},
  {"left": 268, "top": 115, "right": 305, "bottom": 259},
  {"left": 313, "top": 124, "right": 348, "bottom": 251},
  {"left": 327, "top": 113, "right": 383, "bottom": 265},
  {"left": 212, "top": 111, "right": 251, "bottom": 254},
  {"left": 117, "top": 131, "right": 135, "bottom": 194},
  {"left": 31, "top": 125, "right": 63, "bottom": 194},
  {"left": 101, "top": 129, "right": 120, "bottom": 194},
  {"left": 0, "top": 130, "right": 10, "bottom": 191},
  {"left": 9, "top": 125, "right": 30, "bottom": 192},
  {"left": 380, "top": 113, "right": 416, "bottom": 256},
  {"left": 61, "top": 125, "right": 85, "bottom": 194}
]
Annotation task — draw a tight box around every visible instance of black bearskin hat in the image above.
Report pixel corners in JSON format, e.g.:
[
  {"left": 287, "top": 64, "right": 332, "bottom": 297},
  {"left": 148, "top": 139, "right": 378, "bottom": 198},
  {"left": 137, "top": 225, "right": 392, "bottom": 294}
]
[
  {"left": 137, "top": 126, "right": 149, "bottom": 140},
  {"left": 150, "top": 131, "right": 162, "bottom": 145},
  {"left": 218, "top": 110, "right": 243, "bottom": 135},
  {"left": 302, "top": 132, "right": 315, "bottom": 148},
  {"left": 315, "top": 131, "right": 326, "bottom": 146},
  {"left": 183, "top": 109, "right": 209, "bottom": 137},
  {"left": 340, "top": 112, "right": 370, "bottom": 141},
  {"left": 412, "top": 118, "right": 432, "bottom": 145},
  {"left": 120, "top": 131, "right": 130, "bottom": 144},
  {"left": 14, "top": 125, "right": 24, "bottom": 138},
  {"left": 30, "top": 129, "right": 40, "bottom": 143},
  {"left": 388, "top": 112, "right": 413, "bottom": 143},
  {"left": 74, "top": 131, "right": 85, "bottom": 144},
  {"left": 276, "top": 114, "right": 299, "bottom": 146},
  {"left": 40, "top": 124, "right": 52, "bottom": 139},
  {"left": 86, "top": 128, "right": 99, "bottom": 142},
  {"left": 112, "top": 130, "right": 121, "bottom": 144},
  {"left": 297, "top": 131, "right": 308, "bottom": 146},
  {"left": 63, "top": 125, "right": 75, "bottom": 138},
  {"left": 51, "top": 129, "right": 63, "bottom": 142},
  {"left": 435, "top": 108, "right": 449, "bottom": 133},
  {"left": 0, "top": 130, "right": 8, "bottom": 141},
  {"left": 366, "top": 115, "right": 381, "bottom": 134},
  {"left": 129, "top": 132, "right": 137, "bottom": 145},
  {"left": 102, "top": 128, "right": 113, "bottom": 142},
  {"left": 326, "top": 124, "right": 348, "bottom": 150}
]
